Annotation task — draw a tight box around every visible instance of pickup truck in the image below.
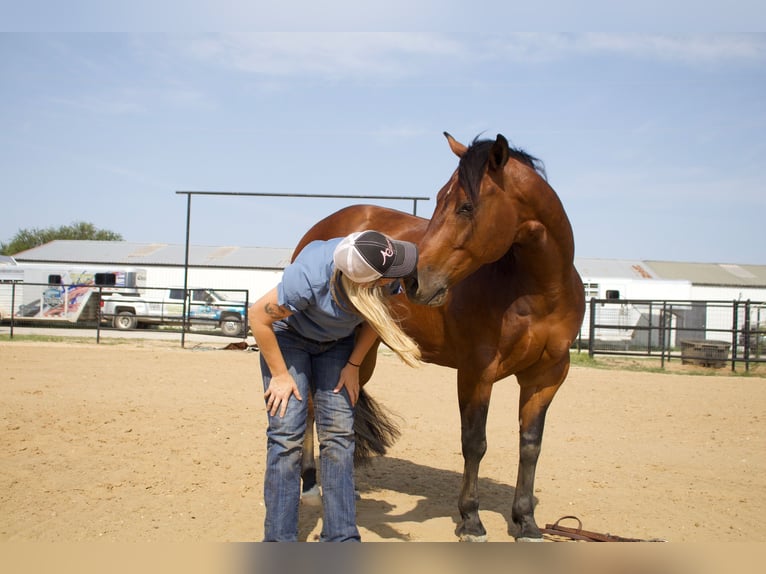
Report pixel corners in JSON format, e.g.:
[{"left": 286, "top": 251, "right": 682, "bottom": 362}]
[{"left": 100, "top": 287, "right": 248, "bottom": 337}]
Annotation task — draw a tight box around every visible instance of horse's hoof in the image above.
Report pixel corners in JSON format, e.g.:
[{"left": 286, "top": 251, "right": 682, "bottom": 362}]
[
  {"left": 516, "top": 536, "right": 545, "bottom": 542},
  {"left": 300, "top": 485, "right": 322, "bottom": 506},
  {"left": 459, "top": 533, "right": 488, "bottom": 542}
]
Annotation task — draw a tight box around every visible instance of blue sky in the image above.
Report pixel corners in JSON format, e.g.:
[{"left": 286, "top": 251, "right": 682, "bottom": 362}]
[{"left": 1, "top": 23, "right": 764, "bottom": 263}]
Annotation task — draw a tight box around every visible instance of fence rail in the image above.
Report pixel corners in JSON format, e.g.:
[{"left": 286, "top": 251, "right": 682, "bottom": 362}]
[
  {"left": 580, "top": 298, "right": 766, "bottom": 371},
  {"left": 0, "top": 281, "right": 249, "bottom": 347}
]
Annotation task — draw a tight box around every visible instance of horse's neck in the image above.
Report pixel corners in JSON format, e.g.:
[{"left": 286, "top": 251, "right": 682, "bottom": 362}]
[{"left": 505, "top": 187, "right": 576, "bottom": 281}]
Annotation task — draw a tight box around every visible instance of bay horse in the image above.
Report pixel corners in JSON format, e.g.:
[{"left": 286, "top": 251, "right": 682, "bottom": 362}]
[{"left": 293, "top": 133, "right": 584, "bottom": 541}]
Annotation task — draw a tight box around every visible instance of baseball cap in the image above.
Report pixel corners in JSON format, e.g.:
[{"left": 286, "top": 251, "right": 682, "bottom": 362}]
[{"left": 333, "top": 230, "right": 418, "bottom": 283}]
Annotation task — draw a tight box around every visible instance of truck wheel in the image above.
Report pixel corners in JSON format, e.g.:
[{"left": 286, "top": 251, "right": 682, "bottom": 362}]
[
  {"left": 220, "top": 317, "right": 243, "bottom": 337},
  {"left": 113, "top": 311, "right": 138, "bottom": 330}
]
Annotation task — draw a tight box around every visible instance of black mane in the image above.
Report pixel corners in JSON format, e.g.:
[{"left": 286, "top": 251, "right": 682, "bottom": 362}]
[{"left": 458, "top": 136, "right": 547, "bottom": 201}]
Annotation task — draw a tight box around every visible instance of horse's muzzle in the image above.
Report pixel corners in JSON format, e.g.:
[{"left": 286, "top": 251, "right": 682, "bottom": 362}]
[
  {"left": 403, "top": 275, "right": 419, "bottom": 300},
  {"left": 404, "top": 274, "right": 448, "bottom": 307}
]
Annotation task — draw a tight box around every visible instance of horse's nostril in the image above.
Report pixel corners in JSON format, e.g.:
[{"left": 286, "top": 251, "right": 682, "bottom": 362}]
[{"left": 403, "top": 275, "right": 418, "bottom": 298}]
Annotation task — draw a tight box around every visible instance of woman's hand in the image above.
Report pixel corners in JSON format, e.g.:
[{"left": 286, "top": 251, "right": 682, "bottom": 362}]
[
  {"left": 264, "top": 371, "right": 302, "bottom": 417},
  {"left": 334, "top": 363, "right": 361, "bottom": 406}
]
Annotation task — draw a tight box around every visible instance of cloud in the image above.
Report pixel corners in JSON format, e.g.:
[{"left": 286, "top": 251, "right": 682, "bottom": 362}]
[
  {"left": 489, "top": 33, "right": 766, "bottom": 64},
  {"left": 46, "top": 84, "right": 211, "bottom": 118},
  {"left": 47, "top": 92, "right": 147, "bottom": 116},
  {"left": 176, "top": 33, "right": 766, "bottom": 85},
  {"left": 181, "top": 33, "right": 462, "bottom": 80},
  {"left": 580, "top": 34, "right": 766, "bottom": 63}
]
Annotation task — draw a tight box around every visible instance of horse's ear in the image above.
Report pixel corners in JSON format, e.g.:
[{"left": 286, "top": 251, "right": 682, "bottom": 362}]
[
  {"left": 444, "top": 132, "right": 467, "bottom": 158},
  {"left": 488, "top": 134, "right": 510, "bottom": 173}
]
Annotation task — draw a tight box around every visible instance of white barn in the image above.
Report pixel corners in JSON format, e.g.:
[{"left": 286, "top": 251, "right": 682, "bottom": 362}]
[
  {"left": 10, "top": 240, "right": 294, "bottom": 306},
  {"left": 11, "top": 240, "right": 766, "bottom": 306}
]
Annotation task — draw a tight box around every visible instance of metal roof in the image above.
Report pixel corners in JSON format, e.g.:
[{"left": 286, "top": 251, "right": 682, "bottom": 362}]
[
  {"left": 11, "top": 241, "right": 766, "bottom": 287},
  {"left": 573, "top": 258, "right": 660, "bottom": 280},
  {"left": 575, "top": 257, "right": 766, "bottom": 287},
  {"left": 644, "top": 260, "right": 766, "bottom": 287},
  {"left": 13, "top": 240, "right": 294, "bottom": 270}
]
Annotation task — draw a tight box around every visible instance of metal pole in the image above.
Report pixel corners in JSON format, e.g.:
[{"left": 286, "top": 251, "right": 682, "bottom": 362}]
[
  {"left": 10, "top": 282, "right": 16, "bottom": 339},
  {"left": 96, "top": 286, "right": 102, "bottom": 344},
  {"left": 588, "top": 297, "right": 596, "bottom": 358},
  {"left": 744, "top": 300, "right": 751, "bottom": 372},
  {"left": 660, "top": 301, "right": 667, "bottom": 369},
  {"left": 647, "top": 301, "right": 653, "bottom": 356},
  {"left": 181, "top": 193, "right": 192, "bottom": 349},
  {"left": 176, "top": 190, "right": 429, "bottom": 203},
  {"left": 731, "top": 300, "right": 739, "bottom": 372}
]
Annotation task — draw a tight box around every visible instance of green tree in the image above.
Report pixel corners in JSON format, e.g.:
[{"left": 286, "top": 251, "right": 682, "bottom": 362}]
[{"left": 0, "top": 222, "right": 123, "bottom": 256}]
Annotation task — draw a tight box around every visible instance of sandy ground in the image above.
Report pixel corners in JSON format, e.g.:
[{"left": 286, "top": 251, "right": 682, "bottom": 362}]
[{"left": 1, "top": 338, "right": 765, "bottom": 544}]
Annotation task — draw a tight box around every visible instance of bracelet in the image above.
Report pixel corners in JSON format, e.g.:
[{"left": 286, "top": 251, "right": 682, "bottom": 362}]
[{"left": 347, "top": 360, "right": 361, "bottom": 368}]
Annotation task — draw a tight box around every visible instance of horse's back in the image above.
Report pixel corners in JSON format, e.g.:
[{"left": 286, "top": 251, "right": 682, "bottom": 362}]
[{"left": 293, "top": 205, "right": 427, "bottom": 260}]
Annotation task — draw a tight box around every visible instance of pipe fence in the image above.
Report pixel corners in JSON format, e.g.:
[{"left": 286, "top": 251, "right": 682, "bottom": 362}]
[
  {"left": 1, "top": 281, "right": 249, "bottom": 347},
  {"left": 578, "top": 298, "right": 766, "bottom": 372}
]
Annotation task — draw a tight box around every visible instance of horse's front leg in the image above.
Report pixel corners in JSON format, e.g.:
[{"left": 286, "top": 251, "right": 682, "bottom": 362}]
[
  {"left": 513, "top": 361, "right": 568, "bottom": 540},
  {"left": 300, "top": 397, "right": 321, "bottom": 505},
  {"left": 455, "top": 376, "right": 493, "bottom": 542}
]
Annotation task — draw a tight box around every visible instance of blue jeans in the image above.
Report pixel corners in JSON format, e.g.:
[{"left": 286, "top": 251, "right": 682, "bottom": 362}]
[{"left": 260, "top": 329, "right": 359, "bottom": 542}]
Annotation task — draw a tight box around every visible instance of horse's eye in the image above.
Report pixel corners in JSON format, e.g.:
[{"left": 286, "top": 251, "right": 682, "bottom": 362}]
[{"left": 457, "top": 202, "right": 474, "bottom": 216}]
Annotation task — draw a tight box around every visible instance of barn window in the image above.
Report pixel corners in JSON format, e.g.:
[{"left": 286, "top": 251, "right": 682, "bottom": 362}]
[
  {"left": 48, "top": 274, "right": 62, "bottom": 285},
  {"left": 606, "top": 289, "right": 621, "bottom": 300}
]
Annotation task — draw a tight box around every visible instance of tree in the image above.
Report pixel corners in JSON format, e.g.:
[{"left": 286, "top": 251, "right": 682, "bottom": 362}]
[{"left": 0, "top": 222, "right": 124, "bottom": 256}]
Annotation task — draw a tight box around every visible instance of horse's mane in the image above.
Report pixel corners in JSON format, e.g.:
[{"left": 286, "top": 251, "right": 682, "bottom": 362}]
[{"left": 459, "top": 136, "right": 547, "bottom": 202}]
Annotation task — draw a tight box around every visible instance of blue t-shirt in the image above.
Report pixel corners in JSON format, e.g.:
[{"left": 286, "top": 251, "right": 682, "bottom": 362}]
[{"left": 275, "top": 238, "right": 363, "bottom": 342}]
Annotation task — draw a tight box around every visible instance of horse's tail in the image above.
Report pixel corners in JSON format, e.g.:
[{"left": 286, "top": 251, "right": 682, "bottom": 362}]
[{"left": 353, "top": 388, "right": 401, "bottom": 464}]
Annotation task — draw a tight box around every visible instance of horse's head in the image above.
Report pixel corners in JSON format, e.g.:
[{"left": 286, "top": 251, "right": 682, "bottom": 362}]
[{"left": 407, "top": 132, "right": 546, "bottom": 306}]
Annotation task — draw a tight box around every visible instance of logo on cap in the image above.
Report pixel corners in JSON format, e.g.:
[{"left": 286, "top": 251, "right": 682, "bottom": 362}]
[{"left": 378, "top": 238, "right": 394, "bottom": 269}]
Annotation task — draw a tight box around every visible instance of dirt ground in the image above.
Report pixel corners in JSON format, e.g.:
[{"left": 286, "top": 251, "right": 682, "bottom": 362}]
[{"left": 1, "top": 338, "right": 765, "bottom": 543}]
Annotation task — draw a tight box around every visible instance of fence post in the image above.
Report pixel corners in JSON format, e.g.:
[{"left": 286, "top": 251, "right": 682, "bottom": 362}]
[
  {"left": 744, "top": 300, "right": 751, "bottom": 372},
  {"left": 647, "top": 301, "right": 653, "bottom": 356},
  {"left": 588, "top": 297, "right": 596, "bottom": 358},
  {"left": 731, "top": 300, "right": 739, "bottom": 372},
  {"left": 244, "top": 291, "right": 250, "bottom": 338},
  {"left": 668, "top": 302, "right": 676, "bottom": 365},
  {"left": 660, "top": 301, "right": 667, "bottom": 369},
  {"left": 96, "top": 286, "right": 102, "bottom": 344},
  {"left": 10, "top": 282, "right": 17, "bottom": 339}
]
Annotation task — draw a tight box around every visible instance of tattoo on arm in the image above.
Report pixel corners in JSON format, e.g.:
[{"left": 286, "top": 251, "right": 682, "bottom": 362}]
[{"left": 264, "top": 302, "right": 289, "bottom": 320}]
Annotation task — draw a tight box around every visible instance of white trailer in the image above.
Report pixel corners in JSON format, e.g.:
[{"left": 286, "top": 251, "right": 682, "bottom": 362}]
[
  {"left": 578, "top": 275, "right": 691, "bottom": 344},
  {"left": 0, "top": 256, "right": 146, "bottom": 324}
]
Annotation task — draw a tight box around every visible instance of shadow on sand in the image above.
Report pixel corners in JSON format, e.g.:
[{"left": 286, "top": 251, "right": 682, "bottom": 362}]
[{"left": 298, "top": 455, "right": 534, "bottom": 541}]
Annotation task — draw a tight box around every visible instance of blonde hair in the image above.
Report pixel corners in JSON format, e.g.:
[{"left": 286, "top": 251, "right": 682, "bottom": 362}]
[{"left": 332, "top": 271, "right": 421, "bottom": 368}]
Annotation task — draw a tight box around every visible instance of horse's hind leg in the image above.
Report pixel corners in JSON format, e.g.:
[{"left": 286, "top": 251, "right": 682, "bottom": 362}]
[
  {"left": 455, "top": 376, "right": 493, "bottom": 542},
  {"left": 513, "top": 360, "right": 569, "bottom": 540},
  {"left": 300, "top": 399, "right": 321, "bottom": 505},
  {"left": 300, "top": 339, "right": 381, "bottom": 507}
]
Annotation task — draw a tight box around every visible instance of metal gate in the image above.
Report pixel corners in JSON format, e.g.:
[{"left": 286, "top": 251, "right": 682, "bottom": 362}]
[{"left": 580, "top": 298, "right": 765, "bottom": 371}]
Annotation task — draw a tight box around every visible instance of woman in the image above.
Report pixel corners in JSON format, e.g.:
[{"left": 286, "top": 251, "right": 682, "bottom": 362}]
[{"left": 248, "top": 230, "right": 421, "bottom": 542}]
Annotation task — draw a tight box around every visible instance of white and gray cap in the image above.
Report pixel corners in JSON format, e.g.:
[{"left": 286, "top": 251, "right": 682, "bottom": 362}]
[{"left": 333, "top": 230, "right": 418, "bottom": 284}]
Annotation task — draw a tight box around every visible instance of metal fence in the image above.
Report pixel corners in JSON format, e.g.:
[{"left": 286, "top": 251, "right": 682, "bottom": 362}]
[
  {"left": 578, "top": 298, "right": 766, "bottom": 371},
  {"left": 0, "top": 281, "right": 249, "bottom": 346}
]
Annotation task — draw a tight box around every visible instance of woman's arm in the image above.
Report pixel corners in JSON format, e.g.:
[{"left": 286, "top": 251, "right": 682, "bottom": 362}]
[
  {"left": 348, "top": 322, "right": 379, "bottom": 367},
  {"left": 248, "top": 286, "right": 301, "bottom": 417},
  {"left": 334, "top": 322, "right": 379, "bottom": 405}
]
